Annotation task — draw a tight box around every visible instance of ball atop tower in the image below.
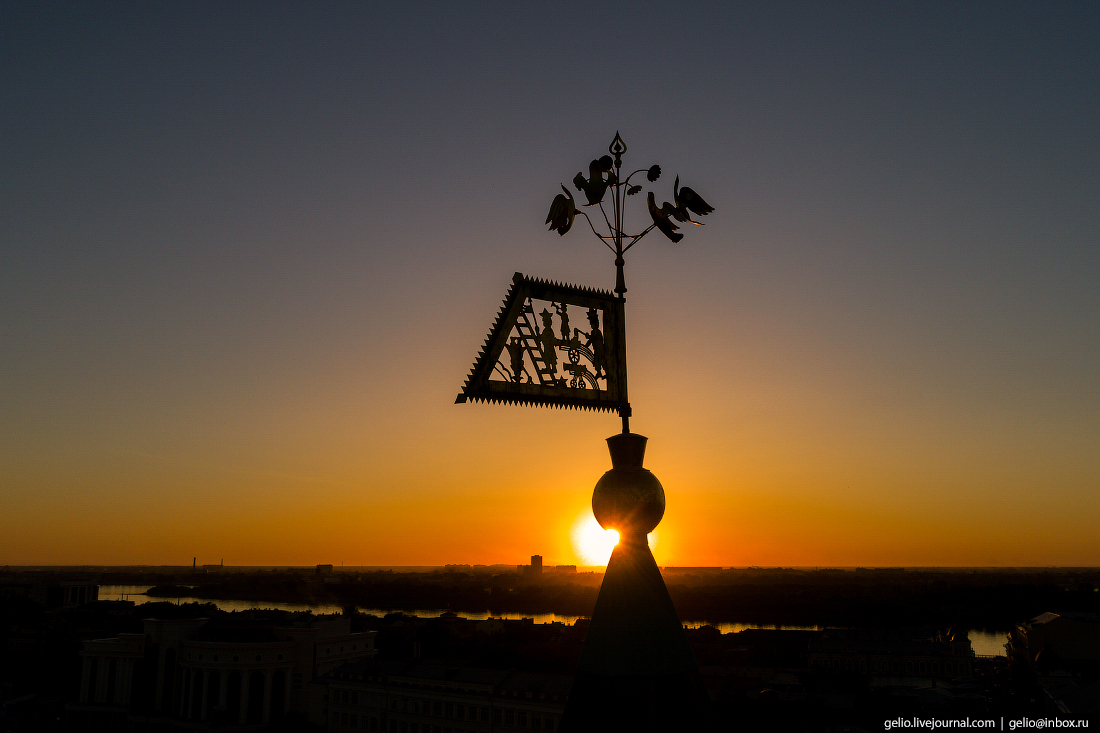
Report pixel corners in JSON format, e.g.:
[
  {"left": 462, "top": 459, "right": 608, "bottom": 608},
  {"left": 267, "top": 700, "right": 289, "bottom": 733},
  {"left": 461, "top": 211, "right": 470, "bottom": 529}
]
[{"left": 591, "top": 433, "right": 665, "bottom": 537}]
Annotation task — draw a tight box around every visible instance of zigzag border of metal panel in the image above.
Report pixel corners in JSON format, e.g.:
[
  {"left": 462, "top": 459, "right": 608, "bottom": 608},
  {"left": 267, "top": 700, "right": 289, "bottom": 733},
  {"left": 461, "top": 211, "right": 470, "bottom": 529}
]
[{"left": 455, "top": 272, "right": 623, "bottom": 412}]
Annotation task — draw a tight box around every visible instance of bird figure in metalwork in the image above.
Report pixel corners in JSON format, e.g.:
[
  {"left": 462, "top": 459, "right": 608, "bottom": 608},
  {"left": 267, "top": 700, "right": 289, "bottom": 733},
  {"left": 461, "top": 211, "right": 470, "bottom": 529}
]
[
  {"left": 647, "top": 191, "right": 683, "bottom": 243},
  {"left": 573, "top": 155, "right": 615, "bottom": 206},
  {"left": 546, "top": 185, "right": 577, "bottom": 236},
  {"left": 670, "top": 176, "right": 714, "bottom": 225}
]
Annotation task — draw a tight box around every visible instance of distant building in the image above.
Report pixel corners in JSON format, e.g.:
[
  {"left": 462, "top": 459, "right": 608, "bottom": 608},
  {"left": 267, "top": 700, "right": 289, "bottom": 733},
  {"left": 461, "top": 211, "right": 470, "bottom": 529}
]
[
  {"left": 317, "top": 564, "right": 335, "bottom": 575},
  {"left": 518, "top": 556, "right": 543, "bottom": 577},
  {"left": 310, "top": 658, "right": 570, "bottom": 732},
  {"left": 807, "top": 627, "right": 974, "bottom": 678},
  {"left": 475, "top": 619, "right": 505, "bottom": 637},
  {"left": 68, "top": 614, "right": 376, "bottom": 730},
  {"left": 1007, "top": 612, "right": 1100, "bottom": 718},
  {"left": 662, "top": 567, "right": 724, "bottom": 576},
  {"left": 0, "top": 583, "right": 33, "bottom": 599},
  {"left": 1008, "top": 612, "right": 1100, "bottom": 672},
  {"left": 545, "top": 565, "right": 577, "bottom": 575},
  {"left": 29, "top": 580, "right": 98, "bottom": 609}
]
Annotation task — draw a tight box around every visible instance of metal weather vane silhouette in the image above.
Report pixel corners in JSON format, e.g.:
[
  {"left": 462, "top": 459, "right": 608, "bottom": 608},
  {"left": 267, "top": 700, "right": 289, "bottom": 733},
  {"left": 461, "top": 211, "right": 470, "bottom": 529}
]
[{"left": 456, "top": 132, "right": 713, "bottom": 433}]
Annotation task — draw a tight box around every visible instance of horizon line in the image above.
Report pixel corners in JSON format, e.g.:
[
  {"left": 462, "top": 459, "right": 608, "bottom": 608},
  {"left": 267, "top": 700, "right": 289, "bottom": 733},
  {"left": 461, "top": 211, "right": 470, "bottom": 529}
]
[{"left": 5, "top": 564, "right": 1100, "bottom": 571}]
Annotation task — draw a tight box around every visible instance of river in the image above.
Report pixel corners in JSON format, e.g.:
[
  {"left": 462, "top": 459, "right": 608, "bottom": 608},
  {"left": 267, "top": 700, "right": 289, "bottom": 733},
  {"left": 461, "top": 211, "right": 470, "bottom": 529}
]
[{"left": 98, "top": 585, "right": 1008, "bottom": 656}]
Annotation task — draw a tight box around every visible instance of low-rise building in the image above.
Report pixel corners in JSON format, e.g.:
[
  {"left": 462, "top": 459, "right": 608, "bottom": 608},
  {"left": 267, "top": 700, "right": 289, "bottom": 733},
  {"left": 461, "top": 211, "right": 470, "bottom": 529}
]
[
  {"left": 1007, "top": 611, "right": 1100, "bottom": 674},
  {"left": 310, "top": 658, "right": 570, "bottom": 732},
  {"left": 69, "top": 614, "right": 376, "bottom": 730},
  {"left": 28, "top": 580, "right": 99, "bottom": 609},
  {"left": 807, "top": 627, "right": 974, "bottom": 678},
  {"left": 1007, "top": 612, "right": 1100, "bottom": 718}
]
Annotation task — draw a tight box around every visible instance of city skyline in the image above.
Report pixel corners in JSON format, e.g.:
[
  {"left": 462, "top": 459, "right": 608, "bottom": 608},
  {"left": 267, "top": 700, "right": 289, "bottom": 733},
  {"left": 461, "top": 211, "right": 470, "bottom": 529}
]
[{"left": 2, "top": 3, "right": 1098, "bottom": 567}]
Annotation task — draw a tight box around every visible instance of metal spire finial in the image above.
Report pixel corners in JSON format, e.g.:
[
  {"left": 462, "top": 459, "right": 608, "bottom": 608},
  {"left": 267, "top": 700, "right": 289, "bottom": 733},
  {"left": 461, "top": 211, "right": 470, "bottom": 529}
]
[{"left": 609, "top": 131, "right": 627, "bottom": 157}]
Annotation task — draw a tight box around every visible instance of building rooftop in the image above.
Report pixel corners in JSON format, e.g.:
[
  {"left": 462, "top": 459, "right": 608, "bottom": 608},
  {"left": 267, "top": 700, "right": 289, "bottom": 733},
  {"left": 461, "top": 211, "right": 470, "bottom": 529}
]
[{"left": 330, "top": 657, "right": 571, "bottom": 698}]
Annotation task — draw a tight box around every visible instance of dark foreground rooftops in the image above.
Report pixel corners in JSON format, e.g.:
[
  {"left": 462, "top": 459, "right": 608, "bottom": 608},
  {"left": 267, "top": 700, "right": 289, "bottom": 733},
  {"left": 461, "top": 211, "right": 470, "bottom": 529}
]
[{"left": 330, "top": 657, "right": 572, "bottom": 699}]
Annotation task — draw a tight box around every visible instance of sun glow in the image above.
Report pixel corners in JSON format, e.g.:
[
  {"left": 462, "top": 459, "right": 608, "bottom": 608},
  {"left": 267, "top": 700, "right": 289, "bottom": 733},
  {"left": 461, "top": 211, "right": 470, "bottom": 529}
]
[{"left": 570, "top": 511, "right": 658, "bottom": 566}]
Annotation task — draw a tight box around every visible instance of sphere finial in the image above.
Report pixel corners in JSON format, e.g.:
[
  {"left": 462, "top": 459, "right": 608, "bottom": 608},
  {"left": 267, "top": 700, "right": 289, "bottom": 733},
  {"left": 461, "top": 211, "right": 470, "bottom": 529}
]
[{"left": 592, "top": 433, "right": 665, "bottom": 537}]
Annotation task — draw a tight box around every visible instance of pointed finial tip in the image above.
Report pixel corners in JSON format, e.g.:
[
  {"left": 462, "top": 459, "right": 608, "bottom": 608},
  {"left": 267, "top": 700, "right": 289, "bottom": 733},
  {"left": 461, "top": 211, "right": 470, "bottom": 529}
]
[{"left": 609, "top": 132, "right": 627, "bottom": 156}]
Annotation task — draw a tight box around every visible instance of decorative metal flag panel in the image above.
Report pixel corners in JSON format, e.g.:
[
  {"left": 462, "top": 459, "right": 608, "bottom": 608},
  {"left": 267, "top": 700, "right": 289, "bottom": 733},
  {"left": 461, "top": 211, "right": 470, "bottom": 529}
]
[{"left": 456, "top": 273, "right": 628, "bottom": 412}]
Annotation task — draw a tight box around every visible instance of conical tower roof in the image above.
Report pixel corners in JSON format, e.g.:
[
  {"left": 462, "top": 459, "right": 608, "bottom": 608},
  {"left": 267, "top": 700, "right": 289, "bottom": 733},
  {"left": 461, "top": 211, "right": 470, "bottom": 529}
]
[{"left": 560, "top": 435, "right": 710, "bottom": 730}]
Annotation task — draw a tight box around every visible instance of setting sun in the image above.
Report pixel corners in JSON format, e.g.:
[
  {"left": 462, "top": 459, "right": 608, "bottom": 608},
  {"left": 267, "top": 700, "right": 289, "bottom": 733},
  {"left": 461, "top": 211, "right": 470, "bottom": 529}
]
[{"left": 570, "top": 512, "right": 658, "bottom": 566}]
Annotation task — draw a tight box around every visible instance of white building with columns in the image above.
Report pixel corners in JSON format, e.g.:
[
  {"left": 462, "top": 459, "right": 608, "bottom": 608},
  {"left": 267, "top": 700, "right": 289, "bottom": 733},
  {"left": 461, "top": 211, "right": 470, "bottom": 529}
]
[{"left": 70, "top": 614, "right": 375, "bottom": 731}]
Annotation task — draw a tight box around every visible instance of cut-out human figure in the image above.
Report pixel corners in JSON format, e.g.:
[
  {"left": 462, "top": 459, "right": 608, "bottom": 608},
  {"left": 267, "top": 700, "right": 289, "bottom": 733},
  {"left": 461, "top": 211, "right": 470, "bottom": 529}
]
[
  {"left": 506, "top": 337, "right": 528, "bottom": 383},
  {"left": 584, "top": 307, "right": 606, "bottom": 379},
  {"left": 538, "top": 309, "right": 558, "bottom": 376},
  {"left": 557, "top": 303, "right": 571, "bottom": 345}
]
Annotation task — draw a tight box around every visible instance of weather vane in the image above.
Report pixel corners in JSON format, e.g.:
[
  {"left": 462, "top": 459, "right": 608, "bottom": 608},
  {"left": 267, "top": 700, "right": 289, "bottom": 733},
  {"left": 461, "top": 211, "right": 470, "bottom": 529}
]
[
  {"left": 456, "top": 132, "right": 716, "bottom": 728},
  {"left": 455, "top": 132, "right": 713, "bottom": 434}
]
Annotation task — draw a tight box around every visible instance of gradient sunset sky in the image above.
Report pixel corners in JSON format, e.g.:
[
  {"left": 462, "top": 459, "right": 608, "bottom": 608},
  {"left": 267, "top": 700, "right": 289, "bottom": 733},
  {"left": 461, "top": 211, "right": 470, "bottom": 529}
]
[{"left": 2, "top": 2, "right": 1097, "bottom": 567}]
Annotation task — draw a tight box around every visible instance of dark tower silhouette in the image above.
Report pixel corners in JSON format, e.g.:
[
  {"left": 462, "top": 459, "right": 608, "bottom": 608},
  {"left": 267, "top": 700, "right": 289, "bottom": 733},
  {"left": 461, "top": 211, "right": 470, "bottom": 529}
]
[{"left": 560, "top": 433, "right": 710, "bottom": 730}]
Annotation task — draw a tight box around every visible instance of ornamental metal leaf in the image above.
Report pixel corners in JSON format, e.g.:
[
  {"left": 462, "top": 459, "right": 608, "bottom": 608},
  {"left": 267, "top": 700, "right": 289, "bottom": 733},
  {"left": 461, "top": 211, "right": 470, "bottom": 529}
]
[{"left": 455, "top": 273, "right": 628, "bottom": 412}]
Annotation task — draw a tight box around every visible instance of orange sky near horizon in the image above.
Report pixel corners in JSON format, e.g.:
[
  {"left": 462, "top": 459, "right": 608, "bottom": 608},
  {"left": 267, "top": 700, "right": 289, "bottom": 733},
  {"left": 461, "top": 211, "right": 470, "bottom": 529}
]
[{"left": 3, "top": 266, "right": 1097, "bottom": 568}]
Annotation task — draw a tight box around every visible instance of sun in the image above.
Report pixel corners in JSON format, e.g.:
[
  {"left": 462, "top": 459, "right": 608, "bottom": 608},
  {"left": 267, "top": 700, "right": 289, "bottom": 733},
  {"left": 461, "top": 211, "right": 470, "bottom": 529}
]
[{"left": 570, "top": 511, "right": 658, "bottom": 566}]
